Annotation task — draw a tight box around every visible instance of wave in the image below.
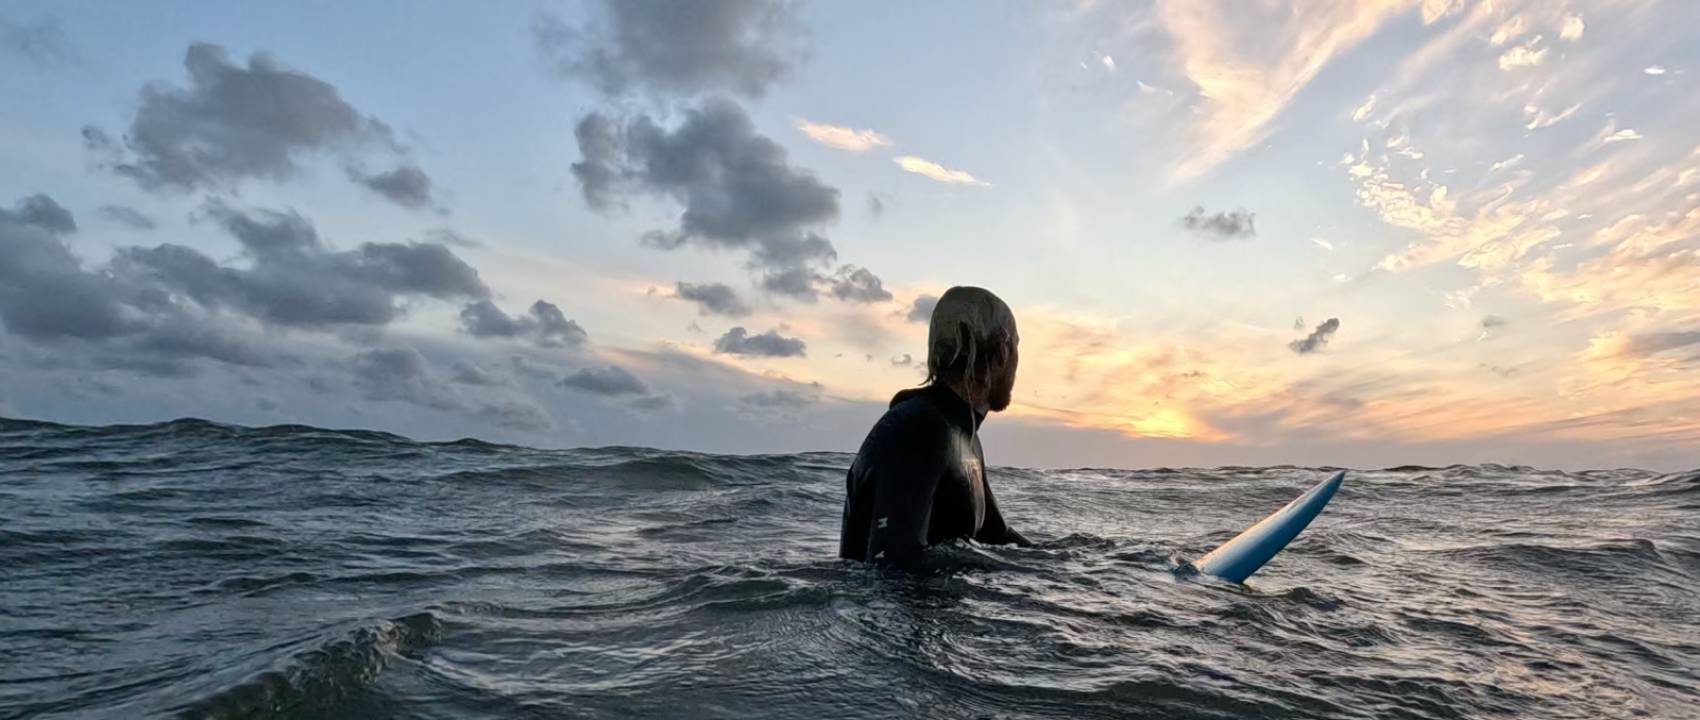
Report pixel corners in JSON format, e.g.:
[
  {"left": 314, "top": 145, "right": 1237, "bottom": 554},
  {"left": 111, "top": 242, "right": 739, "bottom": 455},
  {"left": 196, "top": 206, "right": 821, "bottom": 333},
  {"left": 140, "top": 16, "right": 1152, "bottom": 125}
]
[{"left": 172, "top": 612, "right": 441, "bottom": 720}]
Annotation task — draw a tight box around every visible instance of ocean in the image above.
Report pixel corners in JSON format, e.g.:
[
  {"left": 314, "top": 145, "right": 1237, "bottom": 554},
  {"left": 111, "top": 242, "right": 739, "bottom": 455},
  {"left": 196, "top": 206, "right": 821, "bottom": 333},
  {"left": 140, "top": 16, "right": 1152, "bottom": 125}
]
[{"left": 2, "top": 417, "right": 1697, "bottom": 719}]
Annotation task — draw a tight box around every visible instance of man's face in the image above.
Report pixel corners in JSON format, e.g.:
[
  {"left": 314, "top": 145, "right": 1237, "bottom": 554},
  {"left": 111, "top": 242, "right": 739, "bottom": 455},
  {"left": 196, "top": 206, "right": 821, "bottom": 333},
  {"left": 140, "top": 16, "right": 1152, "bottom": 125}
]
[{"left": 988, "top": 329, "right": 1019, "bottom": 412}]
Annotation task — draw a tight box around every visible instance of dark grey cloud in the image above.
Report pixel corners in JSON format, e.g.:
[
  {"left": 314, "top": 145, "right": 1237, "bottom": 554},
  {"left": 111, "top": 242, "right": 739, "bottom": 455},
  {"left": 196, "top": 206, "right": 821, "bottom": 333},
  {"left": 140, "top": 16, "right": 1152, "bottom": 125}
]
[
  {"left": 675, "top": 281, "right": 751, "bottom": 317},
  {"left": 760, "top": 266, "right": 824, "bottom": 302},
  {"left": 629, "top": 393, "right": 678, "bottom": 412},
  {"left": 713, "top": 326, "right": 805, "bottom": 357},
  {"left": 1181, "top": 206, "right": 1256, "bottom": 240},
  {"left": 559, "top": 364, "right": 649, "bottom": 396},
  {"left": 475, "top": 400, "right": 555, "bottom": 431},
  {"left": 1623, "top": 331, "right": 1700, "bottom": 357},
  {"left": 351, "top": 347, "right": 552, "bottom": 430},
  {"left": 907, "top": 294, "right": 938, "bottom": 323},
  {"left": 347, "top": 164, "right": 436, "bottom": 211},
  {"left": 0, "top": 197, "right": 127, "bottom": 340},
  {"left": 0, "top": 15, "right": 73, "bottom": 68},
  {"left": 891, "top": 353, "right": 913, "bottom": 367},
  {"left": 739, "top": 387, "right": 818, "bottom": 408},
  {"left": 534, "top": 0, "right": 800, "bottom": 99},
  {"left": 458, "top": 299, "right": 587, "bottom": 347},
  {"left": 867, "top": 192, "right": 888, "bottom": 218},
  {"left": 509, "top": 355, "right": 560, "bottom": 382},
  {"left": 1481, "top": 315, "right": 1509, "bottom": 329},
  {"left": 1, "top": 194, "right": 76, "bottom": 234},
  {"left": 351, "top": 348, "right": 459, "bottom": 411},
  {"left": 1, "top": 193, "right": 501, "bottom": 381},
  {"left": 826, "top": 265, "right": 892, "bottom": 303},
  {"left": 449, "top": 361, "right": 509, "bottom": 387},
  {"left": 88, "top": 42, "right": 432, "bottom": 209},
  {"left": 119, "top": 202, "right": 488, "bottom": 328},
  {"left": 571, "top": 98, "right": 840, "bottom": 277},
  {"left": 1289, "top": 317, "right": 1341, "bottom": 355},
  {"left": 99, "top": 205, "right": 157, "bottom": 231}
]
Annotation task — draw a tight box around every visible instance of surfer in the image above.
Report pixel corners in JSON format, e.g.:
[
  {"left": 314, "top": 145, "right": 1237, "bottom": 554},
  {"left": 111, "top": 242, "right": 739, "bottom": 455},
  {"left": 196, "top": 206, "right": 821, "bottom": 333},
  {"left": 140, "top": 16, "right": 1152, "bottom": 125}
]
[{"left": 839, "top": 286, "right": 1032, "bottom": 571}]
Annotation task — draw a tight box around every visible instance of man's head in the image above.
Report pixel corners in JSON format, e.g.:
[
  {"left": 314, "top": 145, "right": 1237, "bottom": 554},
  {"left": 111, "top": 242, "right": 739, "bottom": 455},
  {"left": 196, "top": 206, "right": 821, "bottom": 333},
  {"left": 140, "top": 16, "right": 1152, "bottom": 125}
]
[{"left": 925, "top": 286, "right": 1019, "bottom": 412}]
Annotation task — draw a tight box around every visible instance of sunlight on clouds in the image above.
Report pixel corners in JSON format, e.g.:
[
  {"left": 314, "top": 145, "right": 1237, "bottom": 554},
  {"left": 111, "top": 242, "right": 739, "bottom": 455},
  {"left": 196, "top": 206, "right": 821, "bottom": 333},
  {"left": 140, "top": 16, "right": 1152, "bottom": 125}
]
[
  {"left": 1156, "top": 0, "right": 1419, "bottom": 182},
  {"left": 794, "top": 119, "right": 892, "bottom": 152},
  {"left": 893, "top": 155, "right": 991, "bottom": 186},
  {"left": 1335, "top": 0, "right": 1700, "bottom": 453}
]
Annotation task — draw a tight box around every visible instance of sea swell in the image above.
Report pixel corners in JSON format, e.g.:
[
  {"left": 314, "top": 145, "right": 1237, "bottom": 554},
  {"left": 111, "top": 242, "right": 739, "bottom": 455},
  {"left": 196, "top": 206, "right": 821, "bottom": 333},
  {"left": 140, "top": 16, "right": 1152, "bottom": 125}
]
[{"left": 1, "top": 417, "right": 1697, "bottom": 719}]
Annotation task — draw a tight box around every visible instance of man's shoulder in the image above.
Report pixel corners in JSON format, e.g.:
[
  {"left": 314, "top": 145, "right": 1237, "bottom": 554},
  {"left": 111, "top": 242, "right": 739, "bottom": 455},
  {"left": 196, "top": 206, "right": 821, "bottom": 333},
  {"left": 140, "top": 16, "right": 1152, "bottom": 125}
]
[{"left": 876, "top": 388, "right": 951, "bottom": 429}]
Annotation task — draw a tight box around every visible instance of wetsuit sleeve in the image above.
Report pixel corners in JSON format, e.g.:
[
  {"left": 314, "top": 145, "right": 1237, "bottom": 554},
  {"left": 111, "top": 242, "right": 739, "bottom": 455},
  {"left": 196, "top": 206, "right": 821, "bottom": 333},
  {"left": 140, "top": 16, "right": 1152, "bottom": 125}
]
[
  {"left": 864, "top": 423, "right": 951, "bottom": 571},
  {"left": 975, "top": 480, "right": 1032, "bottom": 547}
]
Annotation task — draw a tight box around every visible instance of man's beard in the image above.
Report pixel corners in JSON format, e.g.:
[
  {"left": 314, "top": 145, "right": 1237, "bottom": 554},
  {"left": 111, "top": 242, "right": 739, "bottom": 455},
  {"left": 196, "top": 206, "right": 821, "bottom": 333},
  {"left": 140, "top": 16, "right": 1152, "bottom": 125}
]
[{"left": 987, "top": 379, "right": 1014, "bottom": 412}]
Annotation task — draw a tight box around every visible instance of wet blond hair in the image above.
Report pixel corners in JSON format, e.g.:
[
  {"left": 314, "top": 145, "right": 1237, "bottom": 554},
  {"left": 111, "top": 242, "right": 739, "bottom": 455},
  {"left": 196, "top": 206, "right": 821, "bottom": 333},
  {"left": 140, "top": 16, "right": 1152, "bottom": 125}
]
[{"left": 924, "top": 286, "right": 1016, "bottom": 396}]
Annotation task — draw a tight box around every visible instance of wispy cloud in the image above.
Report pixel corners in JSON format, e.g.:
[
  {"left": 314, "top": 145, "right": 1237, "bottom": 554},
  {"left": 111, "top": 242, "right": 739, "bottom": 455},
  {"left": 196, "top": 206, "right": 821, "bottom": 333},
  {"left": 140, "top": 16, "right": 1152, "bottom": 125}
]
[
  {"left": 893, "top": 155, "right": 990, "bottom": 186},
  {"left": 795, "top": 119, "right": 892, "bottom": 152},
  {"left": 1156, "top": 0, "right": 1417, "bottom": 182}
]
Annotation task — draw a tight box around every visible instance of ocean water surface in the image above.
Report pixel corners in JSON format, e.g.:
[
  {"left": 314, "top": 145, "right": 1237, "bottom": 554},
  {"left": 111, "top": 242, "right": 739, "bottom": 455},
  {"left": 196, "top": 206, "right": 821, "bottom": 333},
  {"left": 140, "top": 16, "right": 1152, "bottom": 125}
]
[{"left": 2, "top": 417, "right": 1697, "bottom": 719}]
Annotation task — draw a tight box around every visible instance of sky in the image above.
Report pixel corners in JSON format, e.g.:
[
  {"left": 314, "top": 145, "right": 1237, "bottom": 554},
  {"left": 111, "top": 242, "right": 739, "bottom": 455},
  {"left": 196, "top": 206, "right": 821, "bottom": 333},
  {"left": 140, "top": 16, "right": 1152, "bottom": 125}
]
[{"left": 2, "top": 0, "right": 1698, "bottom": 471}]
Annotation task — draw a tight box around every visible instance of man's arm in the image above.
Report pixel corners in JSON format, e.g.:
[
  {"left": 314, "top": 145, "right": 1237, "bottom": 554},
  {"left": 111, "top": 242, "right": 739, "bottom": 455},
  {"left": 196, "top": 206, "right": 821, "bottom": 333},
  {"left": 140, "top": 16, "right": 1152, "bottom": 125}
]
[
  {"left": 864, "top": 423, "right": 950, "bottom": 571},
  {"left": 975, "top": 480, "right": 1032, "bottom": 547}
]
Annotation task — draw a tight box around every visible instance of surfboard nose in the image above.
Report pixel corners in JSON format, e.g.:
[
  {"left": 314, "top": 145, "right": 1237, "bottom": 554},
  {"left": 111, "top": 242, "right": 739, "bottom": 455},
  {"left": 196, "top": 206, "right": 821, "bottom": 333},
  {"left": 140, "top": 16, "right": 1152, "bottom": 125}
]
[{"left": 1191, "top": 470, "right": 1347, "bottom": 583}]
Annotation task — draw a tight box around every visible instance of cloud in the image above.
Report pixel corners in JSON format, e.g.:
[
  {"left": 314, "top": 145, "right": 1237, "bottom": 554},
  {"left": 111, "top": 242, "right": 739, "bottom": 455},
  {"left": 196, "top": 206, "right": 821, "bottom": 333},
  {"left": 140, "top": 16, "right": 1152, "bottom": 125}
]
[
  {"left": 1481, "top": 315, "right": 1509, "bottom": 329},
  {"left": 758, "top": 266, "right": 822, "bottom": 302},
  {"left": 1288, "top": 318, "right": 1340, "bottom": 355},
  {"left": 891, "top": 353, "right": 913, "bottom": 367},
  {"left": 352, "top": 347, "right": 552, "bottom": 430},
  {"left": 907, "top": 294, "right": 938, "bottom": 323},
  {"left": 1622, "top": 332, "right": 1700, "bottom": 358},
  {"left": 0, "top": 15, "right": 73, "bottom": 68},
  {"left": 1, "top": 194, "right": 75, "bottom": 234},
  {"left": 629, "top": 392, "right": 678, "bottom": 412},
  {"left": 475, "top": 401, "right": 555, "bottom": 431},
  {"left": 1592, "top": 121, "right": 1643, "bottom": 147},
  {"left": 423, "top": 227, "right": 481, "bottom": 248},
  {"left": 713, "top": 326, "right": 806, "bottom": 357},
  {"left": 0, "top": 192, "right": 516, "bottom": 382},
  {"left": 1523, "top": 102, "right": 1581, "bottom": 130},
  {"left": 795, "top": 119, "right": 892, "bottom": 152},
  {"left": 98, "top": 205, "right": 157, "bottom": 231},
  {"left": 571, "top": 98, "right": 841, "bottom": 277},
  {"left": 559, "top": 364, "right": 649, "bottom": 396},
  {"left": 893, "top": 155, "right": 990, "bottom": 186},
  {"left": 119, "top": 201, "right": 488, "bottom": 328},
  {"left": 1559, "top": 15, "right": 1584, "bottom": 41},
  {"left": 867, "top": 192, "right": 889, "bottom": 217},
  {"left": 1180, "top": 206, "right": 1256, "bottom": 239},
  {"left": 674, "top": 281, "right": 751, "bottom": 317},
  {"left": 450, "top": 361, "right": 510, "bottom": 387},
  {"left": 1643, "top": 65, "right": 1666, "bottom": 76},
  {"left": 825, "top": 265, "right": 892, "bottom": 303},
  {"left": 739, "top": 387, "right": 819, "bottom": 408},
  {"left": 534, "top": 0, "right": 800, "bottom": 99},
  {"left": 352, "top": 347, "right": 460, "bottom": 411},
  {"left": 458, "top": 299, "right": 587, "bottom": 347},
  {"left": 347, "top": 164, "right": 437, "bottom": 211},
  {"left": 1497, "top": 39, "right": 1547, "bottom": 70},
  {"left": 0, "top": 196, "right": 131, "bottom": 341},
  {"left": 89, "top": 43, "right": 430, "bottom": 209},
  {"left": 1154, "top": 0, "right": 1414, "bottom": 182}
]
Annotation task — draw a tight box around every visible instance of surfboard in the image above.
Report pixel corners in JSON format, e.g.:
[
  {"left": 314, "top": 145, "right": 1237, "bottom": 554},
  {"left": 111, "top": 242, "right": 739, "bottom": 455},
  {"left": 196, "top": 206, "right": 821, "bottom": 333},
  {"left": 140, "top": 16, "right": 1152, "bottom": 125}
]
[{"left": 1190, "top": 470, "right": 1345, "bottom": 583}]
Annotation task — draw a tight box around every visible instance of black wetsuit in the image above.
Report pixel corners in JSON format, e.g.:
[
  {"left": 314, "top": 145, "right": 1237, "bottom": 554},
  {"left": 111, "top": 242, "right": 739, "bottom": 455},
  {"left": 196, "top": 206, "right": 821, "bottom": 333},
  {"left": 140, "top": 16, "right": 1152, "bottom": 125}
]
[{"left": 839, "top": 382, "right": 1030, "bottom": 570}]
